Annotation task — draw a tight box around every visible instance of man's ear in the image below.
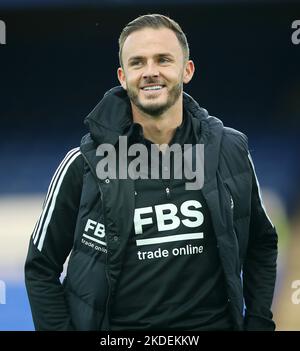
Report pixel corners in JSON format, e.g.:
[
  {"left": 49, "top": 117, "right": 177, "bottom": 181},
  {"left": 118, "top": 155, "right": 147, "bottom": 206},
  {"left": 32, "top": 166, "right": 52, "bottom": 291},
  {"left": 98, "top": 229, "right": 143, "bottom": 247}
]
[
  {"left": 183, "top": 60, "right": 195, "bottom": 84},
  {"left": 117, "top": 67, "right": 127, "bottom": 90}
]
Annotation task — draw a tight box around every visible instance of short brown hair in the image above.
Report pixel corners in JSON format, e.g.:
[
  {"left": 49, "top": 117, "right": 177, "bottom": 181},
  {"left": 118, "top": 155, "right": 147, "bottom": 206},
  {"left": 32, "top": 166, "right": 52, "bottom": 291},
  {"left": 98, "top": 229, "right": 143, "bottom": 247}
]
[{"left": 118, "top": 14, "right": 190, "bottom": 67}]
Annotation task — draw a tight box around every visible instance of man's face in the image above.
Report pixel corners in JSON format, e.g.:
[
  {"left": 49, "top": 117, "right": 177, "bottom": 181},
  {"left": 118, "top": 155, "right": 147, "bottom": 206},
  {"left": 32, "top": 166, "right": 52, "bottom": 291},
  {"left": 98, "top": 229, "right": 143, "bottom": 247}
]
[{"left": 118, "top": 27, "right": 194, "bottom": 117}]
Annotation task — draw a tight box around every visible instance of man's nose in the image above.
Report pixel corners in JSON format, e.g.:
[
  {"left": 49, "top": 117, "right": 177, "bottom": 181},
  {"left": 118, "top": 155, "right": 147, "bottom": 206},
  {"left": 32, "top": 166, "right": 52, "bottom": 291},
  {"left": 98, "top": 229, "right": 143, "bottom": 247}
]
[{"left": 142, "top": 62, "right": 159, "bottom": 79}]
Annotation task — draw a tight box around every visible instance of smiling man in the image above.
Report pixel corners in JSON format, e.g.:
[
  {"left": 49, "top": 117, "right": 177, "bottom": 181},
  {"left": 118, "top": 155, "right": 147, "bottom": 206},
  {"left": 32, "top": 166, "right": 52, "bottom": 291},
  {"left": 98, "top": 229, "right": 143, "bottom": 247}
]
[
  {"left": 25, "top": 14, "right": 278, "bottom": 331},
  {"left": 117, "top": 21, "right": 195, "bottom": 147},
  {"left": 117, "top": 25, "right": 194, "bottom": 131}
]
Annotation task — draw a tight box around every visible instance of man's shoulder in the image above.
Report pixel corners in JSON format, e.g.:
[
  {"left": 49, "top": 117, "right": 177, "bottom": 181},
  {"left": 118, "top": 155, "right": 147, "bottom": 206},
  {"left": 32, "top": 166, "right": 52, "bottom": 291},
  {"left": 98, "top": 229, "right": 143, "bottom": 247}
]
[
  {"left": 63, "top": 147, "right": 83, "bottom": 162},
  {"left": 59, "top": 147, "right": 84, "bottom": 178},
  {"left": 223, "top": 126, "right": 248, "bottom": 144},
  {"left": 221, "top": 124, "right": 249, "bottom": 155},
  {"left": 206, "top": 115, "right": 248, "bottom": 150},
  {"left": 215, "top": 125, "right": 251, "bottom": 173}
]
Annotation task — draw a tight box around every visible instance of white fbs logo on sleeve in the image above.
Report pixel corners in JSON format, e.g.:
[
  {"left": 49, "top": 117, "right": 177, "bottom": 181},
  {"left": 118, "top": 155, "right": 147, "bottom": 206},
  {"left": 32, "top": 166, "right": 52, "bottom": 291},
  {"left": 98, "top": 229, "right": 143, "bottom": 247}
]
[
  {"left": 134, "top": 200, "right": 205, "bottom": 261},
  {"left": 81, "top": 219, "right": 107, "bottom": 253}
]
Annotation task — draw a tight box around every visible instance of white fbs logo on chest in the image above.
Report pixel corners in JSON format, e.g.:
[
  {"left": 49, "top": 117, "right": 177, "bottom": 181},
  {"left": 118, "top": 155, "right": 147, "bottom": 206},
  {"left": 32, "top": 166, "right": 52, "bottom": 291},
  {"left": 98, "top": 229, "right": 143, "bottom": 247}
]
[
  {"left": 81, "top": 219, "right": 107, "bottom": 253},
  {"left": 134, "top": 200, "right": 205, "bottom": 261}
]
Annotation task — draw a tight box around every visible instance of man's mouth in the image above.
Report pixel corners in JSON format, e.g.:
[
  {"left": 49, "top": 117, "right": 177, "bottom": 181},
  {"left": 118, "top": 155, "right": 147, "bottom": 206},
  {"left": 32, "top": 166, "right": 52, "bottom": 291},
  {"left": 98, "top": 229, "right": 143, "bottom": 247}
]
[{"left": 141, "top": 85, "right": 165, "bottom": 91}]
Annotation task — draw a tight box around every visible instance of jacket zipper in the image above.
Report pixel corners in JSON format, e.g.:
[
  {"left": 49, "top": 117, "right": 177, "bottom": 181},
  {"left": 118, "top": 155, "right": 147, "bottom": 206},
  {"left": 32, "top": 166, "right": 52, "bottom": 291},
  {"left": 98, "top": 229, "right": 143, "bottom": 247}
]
[
  {"left": 81, "top": 152, "right": 112, "bottom": 330},
  {"left": 224, "top": 184, "right": 234, "bottom": 228},
  {"left": 224, "top": 183, "right": 241, "bottom": 275},
  {"left": 165, "top": 187, "right": 170, "bottom": 199}
]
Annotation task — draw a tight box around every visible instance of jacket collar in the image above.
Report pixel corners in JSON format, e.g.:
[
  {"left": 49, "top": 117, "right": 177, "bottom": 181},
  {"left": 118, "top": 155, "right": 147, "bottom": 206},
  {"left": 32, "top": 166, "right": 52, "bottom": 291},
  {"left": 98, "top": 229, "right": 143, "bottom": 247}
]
[
  {"left": 82, "top": 85, "right": 224, "bottom": 188},
  {"left": 84, "top": 85, "right": 211, "bottom": 145}
]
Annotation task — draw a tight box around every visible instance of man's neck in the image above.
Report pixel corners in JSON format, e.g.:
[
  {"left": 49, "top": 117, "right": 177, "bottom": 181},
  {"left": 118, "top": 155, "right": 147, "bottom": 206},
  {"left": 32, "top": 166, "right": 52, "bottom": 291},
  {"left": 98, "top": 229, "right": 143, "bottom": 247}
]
[{"left": 131, "top": 99, "right": 183, "bottom": 145}]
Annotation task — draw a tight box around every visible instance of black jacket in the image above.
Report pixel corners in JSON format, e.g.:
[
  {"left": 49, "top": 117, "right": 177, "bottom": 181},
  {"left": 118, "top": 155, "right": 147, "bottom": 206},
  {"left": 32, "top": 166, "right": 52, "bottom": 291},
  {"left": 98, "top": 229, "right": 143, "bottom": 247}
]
[{"left": 25, "top": 86, "right": 278, "bottom": 331}]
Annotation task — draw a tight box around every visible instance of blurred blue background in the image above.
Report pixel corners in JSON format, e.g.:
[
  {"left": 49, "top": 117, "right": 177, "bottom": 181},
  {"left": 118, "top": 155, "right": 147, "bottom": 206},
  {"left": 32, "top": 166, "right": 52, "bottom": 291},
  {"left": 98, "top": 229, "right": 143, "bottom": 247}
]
[{"left": 0, "top": 0, "right": 300, "bottom": 330}]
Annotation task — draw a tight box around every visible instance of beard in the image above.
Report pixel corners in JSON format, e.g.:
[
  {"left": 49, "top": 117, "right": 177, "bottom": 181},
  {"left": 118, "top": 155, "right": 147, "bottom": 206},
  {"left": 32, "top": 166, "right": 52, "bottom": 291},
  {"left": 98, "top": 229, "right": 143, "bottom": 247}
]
[{"left": 126, "top": 80, "right": 183, "bottom": 117}]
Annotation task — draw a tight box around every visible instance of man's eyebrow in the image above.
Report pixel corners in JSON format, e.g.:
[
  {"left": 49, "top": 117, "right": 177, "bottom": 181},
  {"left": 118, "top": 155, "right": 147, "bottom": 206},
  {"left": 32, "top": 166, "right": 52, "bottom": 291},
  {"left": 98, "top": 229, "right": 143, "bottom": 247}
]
[
  {"left": 127, "top": 53, "right": 175, "bottom": 62},
  {"left": 128, "top": 56, "right": 144, "bottom": 62},
  {"left": 155, "top": 53, "right": 174, "bottom": 58}
]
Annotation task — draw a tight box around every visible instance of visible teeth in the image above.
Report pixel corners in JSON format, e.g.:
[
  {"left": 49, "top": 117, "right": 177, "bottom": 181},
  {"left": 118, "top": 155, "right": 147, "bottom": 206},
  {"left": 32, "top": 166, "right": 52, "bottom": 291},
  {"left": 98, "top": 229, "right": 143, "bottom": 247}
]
[{"left": 143, "top": 85, "right": 163, "bottom": 91}]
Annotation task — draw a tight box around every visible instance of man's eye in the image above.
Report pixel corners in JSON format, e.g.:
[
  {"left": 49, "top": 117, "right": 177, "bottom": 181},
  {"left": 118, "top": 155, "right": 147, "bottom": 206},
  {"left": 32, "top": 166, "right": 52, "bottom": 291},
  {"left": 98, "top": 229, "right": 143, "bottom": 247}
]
[
  {"left": 130, "top": 61, "right": 142, "bottom": 66},
  {"left": 159, "top": 57, "right": 170, "bottom": 63}
]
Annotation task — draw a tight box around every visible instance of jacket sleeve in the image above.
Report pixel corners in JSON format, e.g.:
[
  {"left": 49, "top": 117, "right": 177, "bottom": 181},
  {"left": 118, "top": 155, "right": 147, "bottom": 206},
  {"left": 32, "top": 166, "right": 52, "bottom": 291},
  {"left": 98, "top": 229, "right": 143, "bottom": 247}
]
[
  {"left": 243, "top": 152, "right": 278, "bottom": 331},
  {"left": 24, "top": 147, "right": 83, "bottom": 330}
]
